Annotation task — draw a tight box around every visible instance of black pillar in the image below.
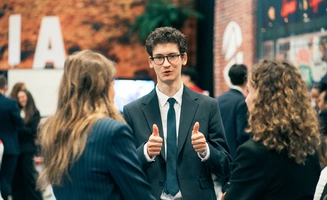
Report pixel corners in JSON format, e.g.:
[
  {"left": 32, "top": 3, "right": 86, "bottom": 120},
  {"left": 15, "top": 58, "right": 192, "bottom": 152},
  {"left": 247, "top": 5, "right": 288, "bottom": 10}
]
[{"left": 196, "top": 0, "right": 215, "bottom": 97}]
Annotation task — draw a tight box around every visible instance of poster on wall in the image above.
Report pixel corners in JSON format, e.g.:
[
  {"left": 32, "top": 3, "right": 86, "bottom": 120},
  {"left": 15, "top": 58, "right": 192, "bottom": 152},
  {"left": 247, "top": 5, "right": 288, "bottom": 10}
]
[
  {"left": 274, "top": 32, "right": 327, "bottom": 86},
  {"left": 262, "top": 40, "right": 274, "bottom": 59}
]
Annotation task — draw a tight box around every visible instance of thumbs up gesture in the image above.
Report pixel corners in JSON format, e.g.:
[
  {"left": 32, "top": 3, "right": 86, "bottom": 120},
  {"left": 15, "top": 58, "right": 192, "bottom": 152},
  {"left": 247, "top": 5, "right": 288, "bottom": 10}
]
[
  {"left": 147, "top": 124, "right": 163, "bottom": 157},
  {"left": 191, "top": 122, "right": 207, "bottom": 153}
]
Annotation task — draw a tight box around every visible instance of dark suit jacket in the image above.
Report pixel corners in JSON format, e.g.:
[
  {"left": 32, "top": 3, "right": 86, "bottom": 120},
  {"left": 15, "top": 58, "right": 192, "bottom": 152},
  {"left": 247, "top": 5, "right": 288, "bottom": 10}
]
[
  {"left": 0, "top": 94, "right": 24, "bottom": 155},
  {"left": 217, "top": 89, "right": 249, "bottom": 159},
  {"left": 225, "top": 139, "right": 321, "bottom": 200},
  {"left": 123, "top": 86, "right": 232, "bottom": 200},
  {"left": 18, "top": 109, "right": 41, "bottom": 153},
  {"left": 52, "top": 118, "right": 155, "bottom": 200},
  {"left": 319, "top": 109, "right": 327, "bottom": 135}
]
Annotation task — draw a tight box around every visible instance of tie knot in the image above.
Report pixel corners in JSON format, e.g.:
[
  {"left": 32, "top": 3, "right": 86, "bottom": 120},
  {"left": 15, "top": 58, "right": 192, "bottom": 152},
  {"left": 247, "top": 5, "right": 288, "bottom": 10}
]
[{"left": 168, "top": 98, "right": 176, "bottom": 107}]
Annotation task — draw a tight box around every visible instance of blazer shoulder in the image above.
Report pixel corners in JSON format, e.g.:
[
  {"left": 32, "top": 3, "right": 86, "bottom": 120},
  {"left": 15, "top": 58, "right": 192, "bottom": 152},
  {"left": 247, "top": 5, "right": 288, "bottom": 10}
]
[
  {"left": 0, "top": 96, "right": 17, "bottom": 106},
  {"left": 124, "top": 89, "right": 156, "bottom": 109},
  {"left": 238, "top": 139, "right": 268, "bottom": 157},
  {"left": 93, "top": 118, "right": 128, "bottom": 132},
  {"left": 184, "top": 87, "right": 216, "bottom": 103}
]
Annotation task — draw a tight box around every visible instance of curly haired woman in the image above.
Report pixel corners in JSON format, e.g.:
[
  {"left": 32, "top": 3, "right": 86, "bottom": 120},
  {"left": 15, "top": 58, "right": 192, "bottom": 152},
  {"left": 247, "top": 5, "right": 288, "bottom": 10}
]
[{"left": 223, "top": 59, "right": 321, "bottom": 200}]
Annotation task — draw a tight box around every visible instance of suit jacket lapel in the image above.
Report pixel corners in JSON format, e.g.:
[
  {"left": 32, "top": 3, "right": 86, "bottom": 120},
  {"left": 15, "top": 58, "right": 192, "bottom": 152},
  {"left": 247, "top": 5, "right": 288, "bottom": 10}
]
[
  {"left": 178, "top": 86, "right": 199, "bottom": 156},
  {"left": 141, "top": 89, "right": 165, "bottom": 159}
]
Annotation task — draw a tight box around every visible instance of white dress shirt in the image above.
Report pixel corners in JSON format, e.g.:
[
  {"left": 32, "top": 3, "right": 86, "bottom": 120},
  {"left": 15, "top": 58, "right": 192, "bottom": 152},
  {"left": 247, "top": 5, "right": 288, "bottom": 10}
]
[{"left": 314, "top": 167, "right": 327, "bottom": 200}]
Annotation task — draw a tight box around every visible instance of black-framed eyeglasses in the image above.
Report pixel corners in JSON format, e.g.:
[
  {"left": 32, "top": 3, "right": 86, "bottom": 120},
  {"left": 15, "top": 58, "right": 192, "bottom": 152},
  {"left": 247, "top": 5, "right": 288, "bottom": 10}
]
[{"left": 151, "top": 54, "right": 183, "bottom": 65}]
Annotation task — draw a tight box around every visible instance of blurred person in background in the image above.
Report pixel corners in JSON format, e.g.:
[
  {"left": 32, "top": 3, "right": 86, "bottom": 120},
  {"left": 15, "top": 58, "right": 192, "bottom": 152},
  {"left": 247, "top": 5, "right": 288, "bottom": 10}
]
[
  {"left": 223, "top": 59, "right": 321, "bottom": 200},
  {"left": 9, "top": 82, "right": 26, "bottom": 100},
  {"left": 217, "top": 64, "right": 249, "bottom": 160},
  {"left": 11, "top": 89, "right": 42, "bottom": 200},
  {"left": 0, "top": 140, "right": 3, "bottom": 200},
  {"left": 311, "top": 83, "right": 321, "bottom": 113},
  {"left": 181, "top": 66, "right": 204, "bottom": 93},
  {"left": 0, "top": 75, "right": 24, "bottom": 200},
  {"left": 37, "top": 50, "right": 155, "bottom": 200}
]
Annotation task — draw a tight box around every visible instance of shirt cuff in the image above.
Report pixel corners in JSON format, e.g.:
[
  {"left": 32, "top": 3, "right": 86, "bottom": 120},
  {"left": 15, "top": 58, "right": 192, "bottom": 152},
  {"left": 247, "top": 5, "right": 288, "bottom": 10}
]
[
  {"left": 144, "top": 143, "right": 156, "bottom": 162},
  {"left": 197, "top": 143, "right": 210, "bottom": 162}
]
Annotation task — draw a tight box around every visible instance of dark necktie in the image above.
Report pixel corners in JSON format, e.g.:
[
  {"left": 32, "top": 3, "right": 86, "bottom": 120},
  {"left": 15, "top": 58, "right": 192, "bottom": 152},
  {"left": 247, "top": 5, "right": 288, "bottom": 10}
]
[{"left": 164, "top": 98, "right": 179, "bottom": 196}]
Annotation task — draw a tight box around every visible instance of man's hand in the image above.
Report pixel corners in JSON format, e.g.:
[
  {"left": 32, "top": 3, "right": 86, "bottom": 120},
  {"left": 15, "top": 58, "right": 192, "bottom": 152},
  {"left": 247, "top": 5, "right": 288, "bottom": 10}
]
[
  {"left": 147, "top": 124, "right": 163, "bottom": 157},
  {"left": 191, "top": 122, "right": 207, "bottom": 153}
]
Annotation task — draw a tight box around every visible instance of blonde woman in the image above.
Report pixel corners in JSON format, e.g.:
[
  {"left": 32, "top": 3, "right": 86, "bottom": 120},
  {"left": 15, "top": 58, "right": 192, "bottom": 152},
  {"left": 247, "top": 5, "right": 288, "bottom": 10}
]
[
  {"left": 38, "top": 50, "right": 155, "bottom": 200},
  {"left": 224, "top": 59, "right": 321, "bottom": 200}
]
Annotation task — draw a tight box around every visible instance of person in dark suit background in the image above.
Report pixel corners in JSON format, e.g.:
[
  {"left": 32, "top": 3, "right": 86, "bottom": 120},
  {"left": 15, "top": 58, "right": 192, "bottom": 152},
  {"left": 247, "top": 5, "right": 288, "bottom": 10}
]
[
  {"left": 317, "top": 89, "right": 327, "bottom": 134},
  {"left": 223, "top": 59, "right": 321, "bottom": 200},
  {"left": 0, "top": 139, "right": 3, "bottom": 199},
  {"left": 181, "top": 66, "right": 204, "bottom": 93},
  {"left": 37, "top": 50, "right": 155, "bottom": 200},
  {"left": 217, "top": 64, "right": 249, "bottom": 159},
  {"left": 123, "top": 27, "right": 231, "bottom": 200},
  {"left": 11, "top": 89, "right": 42, "bottom": 200},
  {"left": 0, "top": 75, "right": 24, "bottom": 200}
]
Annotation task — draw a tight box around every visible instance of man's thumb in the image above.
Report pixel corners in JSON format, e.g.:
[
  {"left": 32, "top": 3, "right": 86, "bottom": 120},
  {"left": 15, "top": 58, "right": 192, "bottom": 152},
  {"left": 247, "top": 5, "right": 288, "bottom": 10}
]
[
  {"left": 192, "top": 122, "right": 200, "bottom": 134},
  {"left": 152, "top": 124, "right": 159, "bottom": 136}
]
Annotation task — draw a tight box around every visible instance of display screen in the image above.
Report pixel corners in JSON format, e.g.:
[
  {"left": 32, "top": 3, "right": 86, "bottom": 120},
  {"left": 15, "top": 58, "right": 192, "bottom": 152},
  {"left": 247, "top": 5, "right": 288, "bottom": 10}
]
[{"left": 114, "top": 79, "right": 155, "bottom": 113}]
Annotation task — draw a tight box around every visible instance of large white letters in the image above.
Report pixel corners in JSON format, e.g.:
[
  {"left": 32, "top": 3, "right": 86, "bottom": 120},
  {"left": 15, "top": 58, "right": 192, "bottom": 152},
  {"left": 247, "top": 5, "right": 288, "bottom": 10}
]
[
  {"left": 8, "top": 14, "right": 21, "bottom": 66},
  {"left": 33, "top": 16, "right": 66, "bottom": 69}
]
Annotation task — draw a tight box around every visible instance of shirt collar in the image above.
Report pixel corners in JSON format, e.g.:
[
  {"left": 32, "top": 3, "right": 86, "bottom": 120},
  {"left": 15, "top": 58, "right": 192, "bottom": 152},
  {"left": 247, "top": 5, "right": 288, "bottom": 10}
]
[
  {"left": 230, "top": 85, "right": 244, "bottom": 94},
  {"left": 156, "top": 83, "right": 184, "bottom": 108}
]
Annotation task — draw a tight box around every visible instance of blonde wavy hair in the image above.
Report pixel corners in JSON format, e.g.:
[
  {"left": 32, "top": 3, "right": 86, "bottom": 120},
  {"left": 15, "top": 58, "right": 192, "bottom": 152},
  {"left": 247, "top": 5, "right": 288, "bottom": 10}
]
[
  {"left": 247, "top": 59, "right": 320, "bottom": 164},
  {"left": 37, "top": 50, "right": 124, "bottom": 189}
]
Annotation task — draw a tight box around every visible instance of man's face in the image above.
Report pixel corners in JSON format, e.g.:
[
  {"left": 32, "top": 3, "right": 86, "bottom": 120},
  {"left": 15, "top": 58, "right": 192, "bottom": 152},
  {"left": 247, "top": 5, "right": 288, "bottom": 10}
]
[
  {"left": 149, "top": 43, "right": 187, "bottom": 85},
  {"left": 318, "top": 91, "right": 327, "bottom": 111},
  {"left": 311, "top": 88, "right": 320, "bottom": 108}
]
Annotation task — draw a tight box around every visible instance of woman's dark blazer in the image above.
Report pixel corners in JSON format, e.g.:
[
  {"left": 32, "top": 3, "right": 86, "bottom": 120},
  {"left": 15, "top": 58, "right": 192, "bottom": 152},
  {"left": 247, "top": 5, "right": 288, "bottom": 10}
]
[
  {"left": 225, "top": 139, "right": 321, "bottom": 200},
  {"left": 18, "top": 109, "right": 40, "bottom": 153},
  {"left": 52, "top": 118, "right": 155, "bottom": 200}
]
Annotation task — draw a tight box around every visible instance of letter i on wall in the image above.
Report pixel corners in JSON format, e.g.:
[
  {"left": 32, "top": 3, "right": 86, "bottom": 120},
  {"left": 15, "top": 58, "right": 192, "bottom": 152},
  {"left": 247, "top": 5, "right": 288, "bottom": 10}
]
[{"left": 8, "top": 14, "right": 21, "bottom": 67}]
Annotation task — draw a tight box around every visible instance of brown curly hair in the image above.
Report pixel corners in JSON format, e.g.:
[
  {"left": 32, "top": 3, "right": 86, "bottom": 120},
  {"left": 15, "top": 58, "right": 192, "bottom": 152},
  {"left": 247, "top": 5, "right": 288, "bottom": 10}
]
[{"left": 247, "top": 59, "right": 320, "bottom": 164}]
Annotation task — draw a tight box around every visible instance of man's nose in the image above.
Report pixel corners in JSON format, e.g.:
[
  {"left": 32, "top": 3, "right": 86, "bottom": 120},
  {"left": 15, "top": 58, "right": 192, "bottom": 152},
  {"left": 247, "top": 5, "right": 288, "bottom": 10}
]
[{"left": 163, "top": 57, "right": 170, "bottom": 67}]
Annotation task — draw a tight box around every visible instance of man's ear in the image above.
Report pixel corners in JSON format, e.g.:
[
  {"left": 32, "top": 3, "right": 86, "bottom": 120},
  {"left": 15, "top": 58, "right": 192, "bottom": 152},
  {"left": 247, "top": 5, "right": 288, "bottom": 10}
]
[
  {"left": 148, "top": 57, "right": 154, "bottom": 69},
  {"left": 182, "top": 53, "right": 187, "bottom": 66}
]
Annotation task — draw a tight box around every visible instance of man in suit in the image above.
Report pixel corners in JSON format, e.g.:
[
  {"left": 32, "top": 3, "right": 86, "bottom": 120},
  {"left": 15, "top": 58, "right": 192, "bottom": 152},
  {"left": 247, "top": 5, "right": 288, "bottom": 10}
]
[
  {"left": 217, "top": 64, "right": 249, "bottom": 159},
  {"left": 123, "top": 27, "right": 231, "bottom": 200},
  {"left": 0, "top": 75, "right": 24, "bottom": 200}
]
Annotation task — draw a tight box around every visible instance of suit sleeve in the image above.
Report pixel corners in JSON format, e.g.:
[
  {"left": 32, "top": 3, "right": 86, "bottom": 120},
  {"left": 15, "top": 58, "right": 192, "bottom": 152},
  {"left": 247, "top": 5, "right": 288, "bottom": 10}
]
[
  {"left": 204, "top": 99, "right": 232, "bottom": 178},
  {"left": 236, "top": 100, "right": 249, "bottom": 146},
  {"left": 224, "top": 141, "right": 265, "bottom": 200},
  {"left": 105, "top": 122, "right": 155, "bottom": 200},
  {"left": 9, "top": 100, "right": 24, "bottom": 129},
  {"left": 123, "top": 106, "right": 149, "bottom": 167}
]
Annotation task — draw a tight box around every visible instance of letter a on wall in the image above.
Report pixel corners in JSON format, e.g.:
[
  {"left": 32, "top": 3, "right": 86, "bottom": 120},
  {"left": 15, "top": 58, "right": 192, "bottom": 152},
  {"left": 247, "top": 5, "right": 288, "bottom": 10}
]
[{"left": 33, "top": 16, "right": 66, "bottom": 69}]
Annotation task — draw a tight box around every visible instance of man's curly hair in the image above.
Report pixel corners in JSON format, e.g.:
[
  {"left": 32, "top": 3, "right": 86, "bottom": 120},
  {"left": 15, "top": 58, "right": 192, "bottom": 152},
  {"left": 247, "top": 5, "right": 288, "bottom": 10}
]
[{"left": 145, "top": 27, "right": 187, "bottom": 57}]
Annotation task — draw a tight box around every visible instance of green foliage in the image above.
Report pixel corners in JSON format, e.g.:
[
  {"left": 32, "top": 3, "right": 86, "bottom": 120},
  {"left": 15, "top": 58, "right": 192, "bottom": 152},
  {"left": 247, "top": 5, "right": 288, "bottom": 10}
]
[{"left": 130, "top": 0, "right": 203, "bottom": 44}]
